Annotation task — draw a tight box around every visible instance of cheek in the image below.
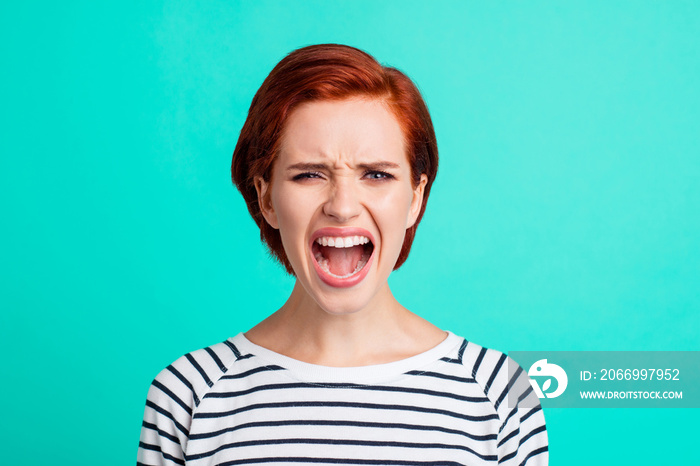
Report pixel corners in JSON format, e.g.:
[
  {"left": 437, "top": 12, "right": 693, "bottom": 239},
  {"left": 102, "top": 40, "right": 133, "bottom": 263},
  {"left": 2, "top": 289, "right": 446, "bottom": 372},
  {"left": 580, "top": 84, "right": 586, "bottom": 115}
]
[
  {"left": 271, "top": 188, "right": 316, "bottom": 257},
  {"left": 373, "top": 186, "right": 415, "bottom": 249},
  {"left": 374, "top": 185, "right": 415, "bottom": 223}
]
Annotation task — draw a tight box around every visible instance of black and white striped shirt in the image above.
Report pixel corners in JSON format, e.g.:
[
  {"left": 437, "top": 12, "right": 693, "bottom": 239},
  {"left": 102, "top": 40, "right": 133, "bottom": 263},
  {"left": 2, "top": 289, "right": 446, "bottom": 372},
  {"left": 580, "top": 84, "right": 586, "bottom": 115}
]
[{"left": 137, "top": 331, "right": 548, "bottom": 465}]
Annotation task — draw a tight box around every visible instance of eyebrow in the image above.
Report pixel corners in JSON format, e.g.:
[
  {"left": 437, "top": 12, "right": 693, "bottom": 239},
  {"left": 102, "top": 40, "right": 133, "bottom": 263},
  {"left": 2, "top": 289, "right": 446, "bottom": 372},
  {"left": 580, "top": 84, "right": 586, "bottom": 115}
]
[
  {"left": 286, "top": 161, "right": 401, "bottom": 171},
  {"left": 359, "top": 162, "right": 401, "bottom": 171},
  {"left": 286, "top": 163, "right": 327, "bottom": 171}
]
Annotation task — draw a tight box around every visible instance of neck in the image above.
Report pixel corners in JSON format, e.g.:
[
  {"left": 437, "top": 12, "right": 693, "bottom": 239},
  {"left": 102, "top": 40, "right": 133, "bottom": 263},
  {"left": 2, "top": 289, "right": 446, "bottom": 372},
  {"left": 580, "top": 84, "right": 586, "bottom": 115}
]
[{"left": 245, "top": 280, "right": 443, "bottom": 367}]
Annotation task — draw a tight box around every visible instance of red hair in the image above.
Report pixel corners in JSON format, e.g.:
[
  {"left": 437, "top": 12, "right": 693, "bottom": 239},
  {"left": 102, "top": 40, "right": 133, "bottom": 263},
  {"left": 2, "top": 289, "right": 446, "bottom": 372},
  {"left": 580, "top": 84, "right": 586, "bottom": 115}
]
[{"left": 231, "top": 44, "right": 438, "bottom": 274}]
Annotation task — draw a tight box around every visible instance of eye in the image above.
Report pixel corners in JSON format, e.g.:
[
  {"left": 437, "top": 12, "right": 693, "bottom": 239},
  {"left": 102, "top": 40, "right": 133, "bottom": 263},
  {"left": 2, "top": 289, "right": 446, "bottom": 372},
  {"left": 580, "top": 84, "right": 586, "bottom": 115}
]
[
  {"left": 363, "top": 170, "right": 395, "bottom": 181},
  {"left": 292, "top": 171, "right": 323, "bottom": 181}
]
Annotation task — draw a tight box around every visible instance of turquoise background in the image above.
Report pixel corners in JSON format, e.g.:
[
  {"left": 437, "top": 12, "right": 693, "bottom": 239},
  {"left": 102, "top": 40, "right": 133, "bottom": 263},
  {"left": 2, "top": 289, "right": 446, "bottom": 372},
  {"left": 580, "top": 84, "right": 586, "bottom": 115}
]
[{"left": 2, "top": 1, "right": 698, "bottom": 464}]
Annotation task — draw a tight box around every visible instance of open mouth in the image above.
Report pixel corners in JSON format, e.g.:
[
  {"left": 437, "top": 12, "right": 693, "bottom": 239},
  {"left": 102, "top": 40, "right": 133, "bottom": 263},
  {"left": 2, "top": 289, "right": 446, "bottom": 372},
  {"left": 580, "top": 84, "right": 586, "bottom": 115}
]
[{"left": 310, "top": 232, "right": 375, "bottom": 286}]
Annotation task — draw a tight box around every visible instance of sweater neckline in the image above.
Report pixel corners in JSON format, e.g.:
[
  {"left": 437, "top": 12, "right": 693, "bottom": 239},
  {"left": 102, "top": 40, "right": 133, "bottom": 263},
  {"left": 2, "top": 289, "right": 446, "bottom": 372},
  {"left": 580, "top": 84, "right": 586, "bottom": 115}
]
[{"left": 230, "top": 330, "right": 461, "bottom": 383}]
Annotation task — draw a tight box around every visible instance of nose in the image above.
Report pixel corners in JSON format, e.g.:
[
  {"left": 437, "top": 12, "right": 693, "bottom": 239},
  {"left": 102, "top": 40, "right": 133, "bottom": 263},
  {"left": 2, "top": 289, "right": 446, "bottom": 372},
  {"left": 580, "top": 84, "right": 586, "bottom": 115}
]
[{"left": 322, "top": 177, "right": 361, "bottom": 223}]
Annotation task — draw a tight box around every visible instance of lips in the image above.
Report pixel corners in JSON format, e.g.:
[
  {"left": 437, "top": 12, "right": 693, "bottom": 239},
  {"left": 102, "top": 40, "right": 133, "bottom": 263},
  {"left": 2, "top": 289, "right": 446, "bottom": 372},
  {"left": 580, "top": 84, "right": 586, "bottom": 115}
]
[{"left": 309, "top": 227, "right": 376, "bottom": 288}]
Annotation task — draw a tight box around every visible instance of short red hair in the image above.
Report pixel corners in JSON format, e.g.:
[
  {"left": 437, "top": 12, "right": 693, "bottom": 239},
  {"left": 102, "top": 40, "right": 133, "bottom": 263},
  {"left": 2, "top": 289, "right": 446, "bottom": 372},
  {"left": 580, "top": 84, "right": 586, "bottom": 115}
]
[{"left": 231, "top": 44, "right": 438, "bottom": 274}]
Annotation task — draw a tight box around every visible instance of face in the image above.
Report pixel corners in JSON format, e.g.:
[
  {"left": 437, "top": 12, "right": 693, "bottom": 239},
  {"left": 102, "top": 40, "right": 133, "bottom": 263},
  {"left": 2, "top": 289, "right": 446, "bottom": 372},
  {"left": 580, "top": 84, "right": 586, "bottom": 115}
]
[{"left": 255, "top": 98, "right": 427, "bottom": 315}]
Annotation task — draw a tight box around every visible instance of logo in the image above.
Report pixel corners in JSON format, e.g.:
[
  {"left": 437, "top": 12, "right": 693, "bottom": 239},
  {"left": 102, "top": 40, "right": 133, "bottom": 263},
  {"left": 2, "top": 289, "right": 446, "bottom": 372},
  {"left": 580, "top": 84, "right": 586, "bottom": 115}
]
[{"left": 528, "top": 359, "right": 568, "bottom": 398}]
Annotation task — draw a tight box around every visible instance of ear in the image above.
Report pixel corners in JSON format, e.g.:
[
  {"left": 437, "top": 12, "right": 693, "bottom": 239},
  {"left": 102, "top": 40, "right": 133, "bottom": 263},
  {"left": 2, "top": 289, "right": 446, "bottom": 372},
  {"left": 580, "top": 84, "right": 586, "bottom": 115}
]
[
  {"left": 406, "top": 174, "right": 428, "bottom": 229},
  {"left": 254, "top": 176, "right": 279, "bottom": 229}
]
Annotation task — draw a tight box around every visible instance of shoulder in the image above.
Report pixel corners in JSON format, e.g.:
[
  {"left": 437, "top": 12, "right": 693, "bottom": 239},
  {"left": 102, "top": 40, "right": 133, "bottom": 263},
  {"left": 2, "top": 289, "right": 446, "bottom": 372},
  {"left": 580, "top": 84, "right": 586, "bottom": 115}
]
[
  {"left": 451, "top": 336, "right": 549, "bottom": 465},
  {"left": 434, "top": 336, "right": 528, "bottom": 409},
  {"left": 138, "top": 338, "right": 245, "bottom": 464},
  {"left": 147, "top": 338, "right": 243, "bottom": 412},
  {"left": 458, "top": 338, "right": 542, "bottom": 421},
  {"left": 460, "top": 340, "right": 521, "bottom": 409}
]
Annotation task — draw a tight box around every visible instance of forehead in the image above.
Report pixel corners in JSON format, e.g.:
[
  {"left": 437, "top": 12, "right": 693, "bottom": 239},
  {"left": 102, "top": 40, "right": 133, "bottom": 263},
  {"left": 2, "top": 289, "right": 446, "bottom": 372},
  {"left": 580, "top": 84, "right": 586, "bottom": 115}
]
[{"left": 278, "top": 98, "right": 408, "bottom": 166}]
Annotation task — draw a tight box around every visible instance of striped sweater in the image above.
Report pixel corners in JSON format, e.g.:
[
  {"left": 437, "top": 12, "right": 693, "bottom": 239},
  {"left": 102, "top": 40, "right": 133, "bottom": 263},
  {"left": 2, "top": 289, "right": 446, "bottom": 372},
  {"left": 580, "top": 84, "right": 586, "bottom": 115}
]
[{"left": 137, "top": 331, "right": 548, "bottom": 465}]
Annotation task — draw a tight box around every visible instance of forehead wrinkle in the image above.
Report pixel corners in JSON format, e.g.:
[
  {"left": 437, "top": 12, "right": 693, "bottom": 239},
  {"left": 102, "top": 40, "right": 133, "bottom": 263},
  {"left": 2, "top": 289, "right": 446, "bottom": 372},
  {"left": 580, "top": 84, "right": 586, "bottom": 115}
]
[
  {"left": 279, "top": 98, "right": 408, "bottom": 172},
  {"left": 330, "top": 151, "right": 360, "bottom": 171},
  {"left": 286, "top": 144, "right": 368, "bottom": 171}
]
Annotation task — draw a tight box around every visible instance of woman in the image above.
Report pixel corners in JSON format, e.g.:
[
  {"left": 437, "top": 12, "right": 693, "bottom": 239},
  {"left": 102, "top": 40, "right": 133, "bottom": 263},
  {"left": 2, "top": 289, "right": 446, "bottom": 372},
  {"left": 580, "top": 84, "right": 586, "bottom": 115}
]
[{"left": 137, "top": 44, "right": 548, "bottom": 465}]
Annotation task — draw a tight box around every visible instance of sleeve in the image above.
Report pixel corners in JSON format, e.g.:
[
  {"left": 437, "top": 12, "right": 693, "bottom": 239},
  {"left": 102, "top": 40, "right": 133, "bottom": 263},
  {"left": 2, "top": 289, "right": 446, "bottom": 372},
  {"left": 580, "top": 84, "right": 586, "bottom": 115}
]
[
  {"left": 494, "top": 356, "right": 549, "bottom": 465},
  {"left": 136, "top": 363, "right": 197, "bottom": 466}
]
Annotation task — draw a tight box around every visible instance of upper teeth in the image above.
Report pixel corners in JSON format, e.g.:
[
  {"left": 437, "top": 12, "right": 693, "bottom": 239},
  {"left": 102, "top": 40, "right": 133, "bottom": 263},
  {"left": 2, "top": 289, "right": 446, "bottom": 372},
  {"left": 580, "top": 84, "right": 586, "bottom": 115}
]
[{"left": 316, "top": 236, "right": 370, "bottom": 248}]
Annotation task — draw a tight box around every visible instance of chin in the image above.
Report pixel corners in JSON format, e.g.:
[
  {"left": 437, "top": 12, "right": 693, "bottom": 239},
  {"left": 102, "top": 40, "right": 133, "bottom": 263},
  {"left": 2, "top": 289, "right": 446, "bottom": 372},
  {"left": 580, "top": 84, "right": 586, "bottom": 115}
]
[
  {"left": 297, "top": 262, "right": 389, "bottom": 317},
  {"left": 313, "top": 292, "right": 375, "bottom": 316}
]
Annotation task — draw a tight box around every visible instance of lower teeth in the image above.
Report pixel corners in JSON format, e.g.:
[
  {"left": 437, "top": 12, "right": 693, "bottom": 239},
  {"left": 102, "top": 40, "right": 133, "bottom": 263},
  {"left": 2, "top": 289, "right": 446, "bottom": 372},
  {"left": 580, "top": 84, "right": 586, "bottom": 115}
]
[{"left": 318, "top": 257, "right": 368, "bottom": 279}]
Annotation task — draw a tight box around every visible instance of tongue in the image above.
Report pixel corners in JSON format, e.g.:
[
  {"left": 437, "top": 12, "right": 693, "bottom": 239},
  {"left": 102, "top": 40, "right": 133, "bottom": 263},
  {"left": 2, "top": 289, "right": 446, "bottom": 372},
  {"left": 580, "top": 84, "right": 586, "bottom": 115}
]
[{"left": 322, "top": 245, "right": 364, "bottom": 276}]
